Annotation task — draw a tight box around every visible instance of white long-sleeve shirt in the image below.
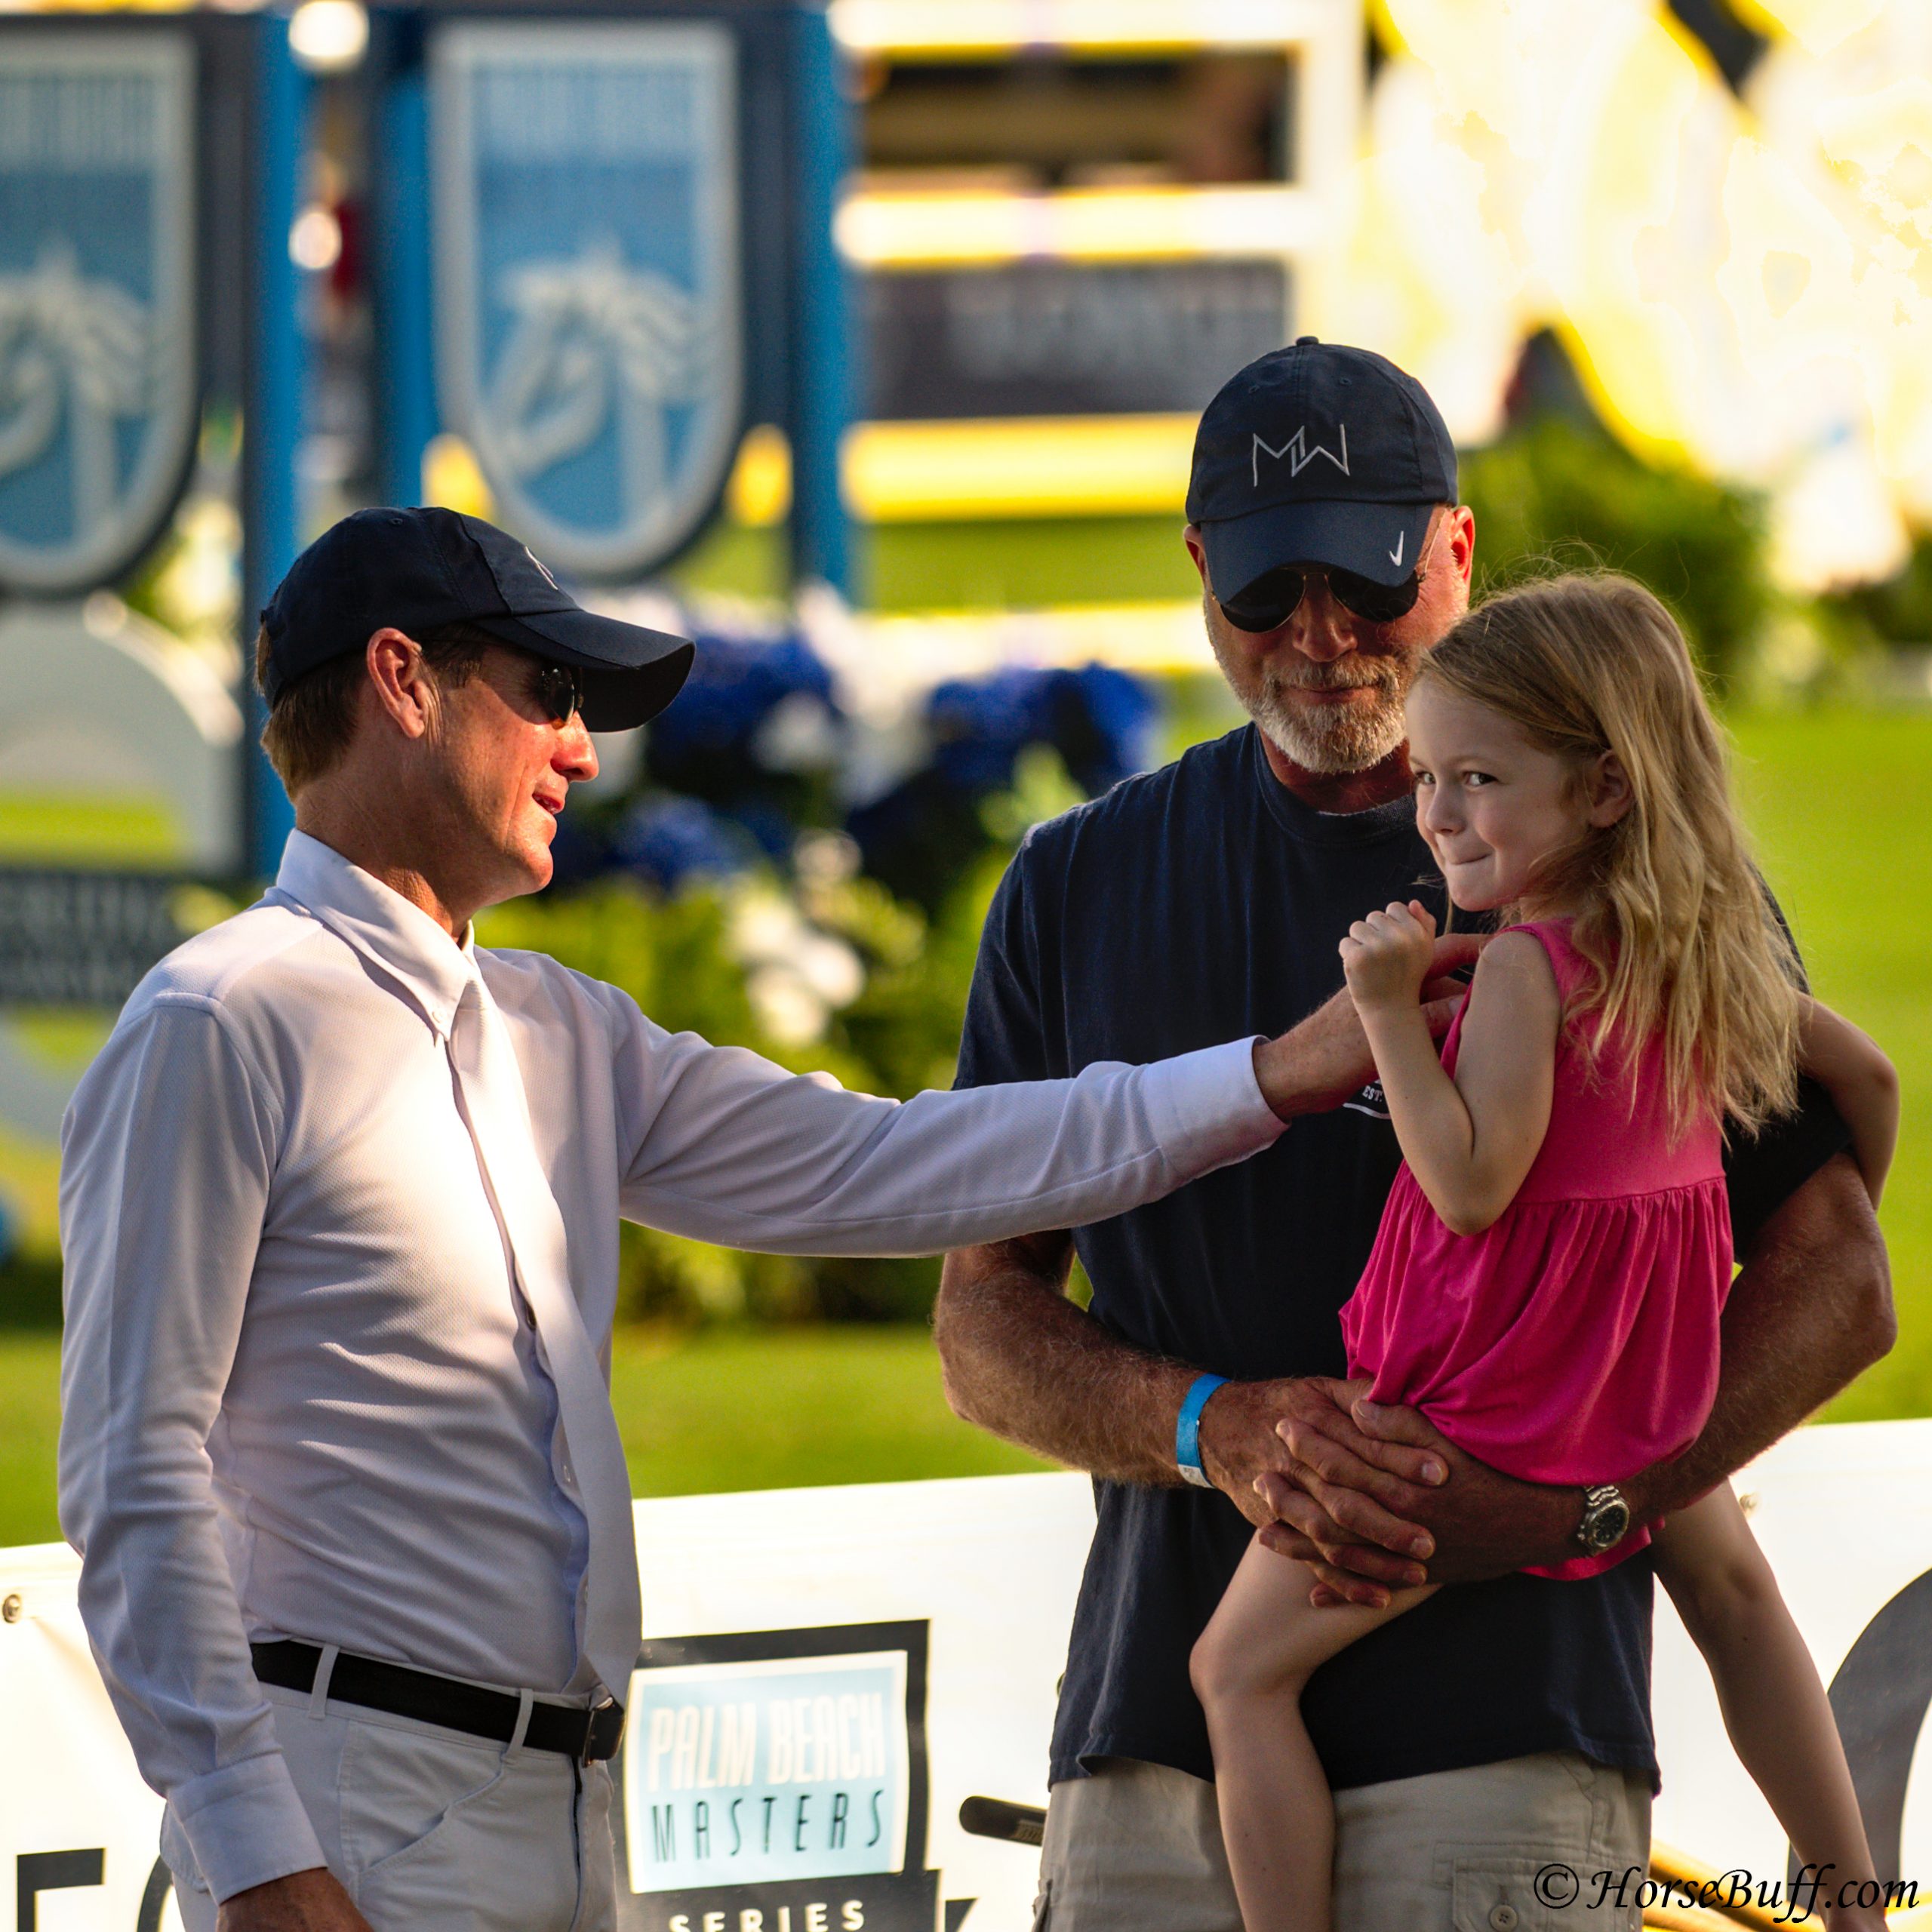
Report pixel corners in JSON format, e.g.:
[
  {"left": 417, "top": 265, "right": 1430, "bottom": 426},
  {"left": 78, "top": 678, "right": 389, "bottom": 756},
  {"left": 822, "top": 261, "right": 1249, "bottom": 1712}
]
[{"left": 58, "top": 831, "right": 1284, "bottom": 1903}]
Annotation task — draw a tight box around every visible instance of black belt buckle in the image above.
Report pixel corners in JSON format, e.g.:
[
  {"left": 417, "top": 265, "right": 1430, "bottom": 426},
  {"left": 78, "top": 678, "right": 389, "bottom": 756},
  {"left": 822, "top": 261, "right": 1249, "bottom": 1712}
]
[{"left": 583, "top": 1696, "right": 625, "bottom": 1764}]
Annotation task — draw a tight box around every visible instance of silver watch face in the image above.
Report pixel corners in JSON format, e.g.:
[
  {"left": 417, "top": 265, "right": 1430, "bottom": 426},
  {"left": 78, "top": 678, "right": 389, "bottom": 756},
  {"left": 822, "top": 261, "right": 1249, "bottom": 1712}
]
[{"left": 1582, "top": 1497, "right": 1632, "bottom": 1555}]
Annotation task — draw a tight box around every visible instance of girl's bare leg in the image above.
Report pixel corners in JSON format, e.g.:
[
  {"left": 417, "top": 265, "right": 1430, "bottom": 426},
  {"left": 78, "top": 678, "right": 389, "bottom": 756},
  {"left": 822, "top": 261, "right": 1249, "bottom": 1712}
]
[
  {"left": 1654, "top": 1490, "right": 1887, "bottom": 1932},
  {"left": 1192, "top": 1534, "right": 1435, "bottom": 1932}
]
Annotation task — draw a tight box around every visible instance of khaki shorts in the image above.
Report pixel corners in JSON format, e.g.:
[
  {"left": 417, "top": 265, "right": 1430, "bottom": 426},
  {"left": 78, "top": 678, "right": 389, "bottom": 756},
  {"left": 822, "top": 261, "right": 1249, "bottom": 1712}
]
[
  {"left": 1034, "top": 1752, "right": 1650, "bottom": 1932},
  {"left": 165, "top": 1682, "right": 617, "bottom": 1932}
]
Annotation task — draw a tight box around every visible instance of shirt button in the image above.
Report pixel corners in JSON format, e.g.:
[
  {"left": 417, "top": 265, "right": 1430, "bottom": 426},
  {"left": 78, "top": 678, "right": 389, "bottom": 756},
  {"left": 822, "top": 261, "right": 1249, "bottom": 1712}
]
[{"left": 1490, "top": 1906, "right": 1519, "bottom": 1930}]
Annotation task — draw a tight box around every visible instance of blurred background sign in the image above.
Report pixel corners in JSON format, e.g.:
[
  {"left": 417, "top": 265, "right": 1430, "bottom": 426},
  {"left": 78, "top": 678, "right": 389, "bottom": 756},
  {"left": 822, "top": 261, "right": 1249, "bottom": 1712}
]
[
  {"left": 833, "top": 0, "right": 1360, "bottom": 522},
  {"left": 0, "top": 595, "right": 242, "bottom": 1020},
  {"left": 863, "top": 261, "right": 1290, "bottom": 423},
  {"left": 0, "top": 9, "right": 302, "bottom": 900},
  {"left": 0, "top": 34, "right": 198, "bottom": 594},
  {"left": 429, "top": 20, "right": 745, "bottom": 580},
  {"left": 0, "top": 11, "right": 300, "bottom": 1263},
  {"left": 362, "top": 0, "right": 851, "bottom": 587}
]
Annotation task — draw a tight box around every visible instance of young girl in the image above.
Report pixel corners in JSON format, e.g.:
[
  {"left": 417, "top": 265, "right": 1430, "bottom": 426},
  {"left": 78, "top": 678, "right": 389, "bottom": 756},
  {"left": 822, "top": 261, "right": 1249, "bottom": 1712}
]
[{"left": 1190, "top": 574, "right": 1900, "bottom": 1932}]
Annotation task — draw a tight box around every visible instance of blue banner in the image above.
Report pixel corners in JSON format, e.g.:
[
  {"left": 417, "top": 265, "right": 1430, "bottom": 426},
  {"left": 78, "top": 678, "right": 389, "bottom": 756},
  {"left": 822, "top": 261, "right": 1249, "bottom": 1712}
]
[
  {"left": 431, "top": 21, "right": 743, "bottom": 581},
  {"left": 0, "top": 34, "right": 198, "bottom": 593}
]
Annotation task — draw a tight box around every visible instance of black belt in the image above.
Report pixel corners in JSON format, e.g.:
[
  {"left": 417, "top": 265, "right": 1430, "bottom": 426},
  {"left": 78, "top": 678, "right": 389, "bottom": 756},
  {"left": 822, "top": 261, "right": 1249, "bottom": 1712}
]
[{"left": 251, "top": 1640, "right": 625, "bottom": 1764}]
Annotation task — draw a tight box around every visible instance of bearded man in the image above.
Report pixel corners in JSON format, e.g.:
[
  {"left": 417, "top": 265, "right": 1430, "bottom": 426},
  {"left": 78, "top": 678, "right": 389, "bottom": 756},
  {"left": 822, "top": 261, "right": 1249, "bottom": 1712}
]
[{"left": 934, "top": 340, "right": 1890, "bottom": 1931}]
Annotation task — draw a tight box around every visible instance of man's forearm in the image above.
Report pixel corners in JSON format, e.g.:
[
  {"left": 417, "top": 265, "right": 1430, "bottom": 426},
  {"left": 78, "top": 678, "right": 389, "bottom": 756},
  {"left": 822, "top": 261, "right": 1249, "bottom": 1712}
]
[
  {"left": 934, "top": 1234, "right": 1198, "bottom": 1484},
  {"left": 1632, "top": 1153, "right": 1894, "bottom": 1520}
]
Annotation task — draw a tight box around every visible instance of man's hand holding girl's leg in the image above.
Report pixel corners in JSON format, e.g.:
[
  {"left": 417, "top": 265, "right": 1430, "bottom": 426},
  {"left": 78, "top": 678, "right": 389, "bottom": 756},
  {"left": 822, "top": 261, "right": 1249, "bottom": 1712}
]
[
  {"left": 1198, "top": 1377, "right": 1442, "bottom": 1575},
  {"left": 1254, "top": 1381, "right": 1584, "bottom": 1603}
]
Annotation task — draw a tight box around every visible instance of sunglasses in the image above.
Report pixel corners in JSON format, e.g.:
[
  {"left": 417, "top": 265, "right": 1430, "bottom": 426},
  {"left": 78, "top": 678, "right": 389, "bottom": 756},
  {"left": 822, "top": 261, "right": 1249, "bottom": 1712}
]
[
  {"left": 1218, "top": 561, "right": 1424, "bottom": 633},
  {"left": 531, "top": 660, "right": 585, "bottom": 726}
]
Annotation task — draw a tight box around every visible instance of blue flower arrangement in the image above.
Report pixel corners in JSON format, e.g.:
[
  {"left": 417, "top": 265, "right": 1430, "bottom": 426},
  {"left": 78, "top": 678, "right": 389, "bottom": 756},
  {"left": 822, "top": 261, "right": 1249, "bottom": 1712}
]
[{"left": 556, "top": 617, "right": 1158, "bottom": 903}]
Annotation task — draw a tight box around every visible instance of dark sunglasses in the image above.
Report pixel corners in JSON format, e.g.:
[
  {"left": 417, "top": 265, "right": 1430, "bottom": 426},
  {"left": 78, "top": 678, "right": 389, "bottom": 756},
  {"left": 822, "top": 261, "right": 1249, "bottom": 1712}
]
[
  {"left": 531, "top": 660, "right": 585, "bottom": 726},
  {"left": 1219, "top": 561, "right": 1423, "bottom": 633}
]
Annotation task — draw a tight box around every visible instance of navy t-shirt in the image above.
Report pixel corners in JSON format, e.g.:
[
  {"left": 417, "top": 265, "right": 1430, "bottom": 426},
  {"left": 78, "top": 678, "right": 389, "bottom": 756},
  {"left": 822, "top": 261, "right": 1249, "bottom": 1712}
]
[{"left": 954, "top": 724, "right": 1851, "bottom": 1792}]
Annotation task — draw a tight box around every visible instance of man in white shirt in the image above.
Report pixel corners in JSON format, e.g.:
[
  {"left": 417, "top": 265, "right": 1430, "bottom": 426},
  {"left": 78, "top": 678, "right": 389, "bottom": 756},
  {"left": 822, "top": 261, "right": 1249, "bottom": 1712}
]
[{"left": 59, "top": 509, "right": 1477, "bottom": 1932}]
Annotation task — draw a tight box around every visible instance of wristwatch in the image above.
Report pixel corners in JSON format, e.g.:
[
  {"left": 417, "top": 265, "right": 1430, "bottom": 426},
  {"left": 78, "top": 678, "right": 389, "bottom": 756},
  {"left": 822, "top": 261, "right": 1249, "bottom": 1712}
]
[{"left": 1576, "top": 1483, "right": 1632, "bottom": 1557}]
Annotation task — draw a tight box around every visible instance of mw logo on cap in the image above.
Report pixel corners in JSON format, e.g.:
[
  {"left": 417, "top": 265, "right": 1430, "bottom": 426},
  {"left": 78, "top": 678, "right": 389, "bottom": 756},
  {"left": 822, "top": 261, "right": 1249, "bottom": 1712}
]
[{"left": 1251, "top": 423, "right": 1350, "bottom": 488}]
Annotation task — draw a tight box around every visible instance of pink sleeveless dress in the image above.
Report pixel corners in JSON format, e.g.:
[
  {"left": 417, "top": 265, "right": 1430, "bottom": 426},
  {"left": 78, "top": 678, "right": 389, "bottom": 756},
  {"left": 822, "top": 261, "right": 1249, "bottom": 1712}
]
[{"left": 1339, "top": 919, "right": 1731, "bottom": 1580}]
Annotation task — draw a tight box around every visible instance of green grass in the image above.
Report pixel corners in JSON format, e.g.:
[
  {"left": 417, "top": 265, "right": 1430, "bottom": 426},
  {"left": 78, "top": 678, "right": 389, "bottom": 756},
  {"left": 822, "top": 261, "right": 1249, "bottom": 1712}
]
[
  {"left": 611, "top": 1326, "right": 1048, "bottom": 1495},
  {"left": 860, "top": 516, "right": 1200, "bottom": 611},
  {"left": 0, "top": 1333, "right": 61, "bottom": 1546},
  {"left": 0, "top": 1326, "right": 1049, "bottom": 1549},
  {"left": 1729, "top": 709, "right": 1932, "bottom": 1420},
  {"left": 0, "top": 793, "right": 184, "bottom": 866}
]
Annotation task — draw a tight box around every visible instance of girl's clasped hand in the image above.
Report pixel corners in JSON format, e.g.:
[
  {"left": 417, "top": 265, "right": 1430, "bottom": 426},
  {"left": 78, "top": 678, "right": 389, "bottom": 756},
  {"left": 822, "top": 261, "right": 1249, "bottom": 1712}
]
[
  {"left": 1338, "top": 900, "right": 1439, "bottom": 1011},
  {"left": 1192, "top": 573, "right": 1901, "bottom": 1932}
]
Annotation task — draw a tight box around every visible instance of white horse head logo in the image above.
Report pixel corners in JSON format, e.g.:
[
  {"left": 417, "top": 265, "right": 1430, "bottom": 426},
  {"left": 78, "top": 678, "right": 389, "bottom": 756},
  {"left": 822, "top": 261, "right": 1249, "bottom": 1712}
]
[
  {"left": 0, "top": 238, "right": 152, "bottom": 539},
  {"left": 483, "top": 241, "right": 709, "bottom": 516}
]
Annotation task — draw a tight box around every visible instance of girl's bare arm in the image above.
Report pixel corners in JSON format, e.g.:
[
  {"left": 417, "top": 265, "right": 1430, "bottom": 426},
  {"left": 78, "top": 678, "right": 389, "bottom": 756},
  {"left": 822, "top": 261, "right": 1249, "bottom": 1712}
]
[
  {"left": 1345, "top": 910, "right": 1559, "bottom": 1235},
  {"left": 1799, "top": 1001, "right": 1899, "bottom": 1207},
  {"left": 1654, "top": 1488, "right": 1885, "bottom": 1930}
]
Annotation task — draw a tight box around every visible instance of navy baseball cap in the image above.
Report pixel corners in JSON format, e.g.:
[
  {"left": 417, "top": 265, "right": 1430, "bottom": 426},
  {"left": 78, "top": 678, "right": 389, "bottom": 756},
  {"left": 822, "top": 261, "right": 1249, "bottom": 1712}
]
[
  {"left": 1186, "top": 339, "right": 1458, "bottom": 604},
  {"left": 260, "top": 506, "right": 695, "bottom": 731}
]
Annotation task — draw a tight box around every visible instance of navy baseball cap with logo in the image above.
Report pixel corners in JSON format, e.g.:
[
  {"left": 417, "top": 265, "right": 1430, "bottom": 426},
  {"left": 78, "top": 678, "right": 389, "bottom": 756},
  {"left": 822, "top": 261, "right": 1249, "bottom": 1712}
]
[
  {"left": 260, "top": 506, "right": 696, "bottom": 731},
  {"left": 1186, "top": 338, "right": 1458, "bottom": 605}
]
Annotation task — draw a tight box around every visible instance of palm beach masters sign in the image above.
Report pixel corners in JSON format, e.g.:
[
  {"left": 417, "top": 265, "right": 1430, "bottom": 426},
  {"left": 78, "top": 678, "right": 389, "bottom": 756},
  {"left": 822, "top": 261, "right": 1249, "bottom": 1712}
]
[
  {"left": 614, "top": 1622, "right": 941, "bottom": 1932},
  {"left": 0, "top": 34, "right": 198, "bottom": 594},
  {"left": 430, "top": 21, "right": 743, "bottom": 583}
]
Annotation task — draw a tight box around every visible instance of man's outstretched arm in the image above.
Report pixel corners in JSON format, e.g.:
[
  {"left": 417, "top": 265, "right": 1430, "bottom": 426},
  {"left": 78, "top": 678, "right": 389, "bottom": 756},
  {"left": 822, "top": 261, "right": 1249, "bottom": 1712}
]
[
  {"left": 623, "top": 934, "right": 1484, "bottom": 1263},
  {"left": 1257, "top": 1151, "right": 1894, "bottom": 1595}
]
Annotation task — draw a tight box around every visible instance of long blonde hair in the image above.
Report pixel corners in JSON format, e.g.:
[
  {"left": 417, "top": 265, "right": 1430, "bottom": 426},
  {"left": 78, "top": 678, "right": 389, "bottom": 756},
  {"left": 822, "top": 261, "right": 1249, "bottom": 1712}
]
[{"left": 1419, "top": 572, "right": 1801, "bottom": 1139}]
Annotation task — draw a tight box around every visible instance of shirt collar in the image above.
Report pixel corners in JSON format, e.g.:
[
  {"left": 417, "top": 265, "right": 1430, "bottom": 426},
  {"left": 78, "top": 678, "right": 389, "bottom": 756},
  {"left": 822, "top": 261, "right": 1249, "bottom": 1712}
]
[
  {"left": 1245, "top": 724, "right": 1422, "bottom": 850},
  {"left": 270, "top": 829, "right": 477, "bottom": 1038}
]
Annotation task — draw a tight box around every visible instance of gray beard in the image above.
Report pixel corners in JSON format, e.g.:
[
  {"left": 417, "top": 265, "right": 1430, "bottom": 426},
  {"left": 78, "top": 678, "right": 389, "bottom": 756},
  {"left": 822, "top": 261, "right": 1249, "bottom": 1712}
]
[
  {"left": 1205, "top": 633, "right": 1406, "bottom": 777},
  {"left": 1244, "top": 676, "right": 1409, "bottom": 775}
]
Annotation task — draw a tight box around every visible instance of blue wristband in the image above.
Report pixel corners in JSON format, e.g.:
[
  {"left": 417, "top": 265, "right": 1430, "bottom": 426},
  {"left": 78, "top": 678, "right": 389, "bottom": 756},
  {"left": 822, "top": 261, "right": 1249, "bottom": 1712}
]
[{"left": 1175, "top": 1373, "right": 1229, "bottom": 1489}]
